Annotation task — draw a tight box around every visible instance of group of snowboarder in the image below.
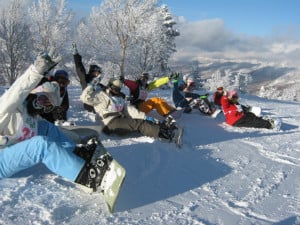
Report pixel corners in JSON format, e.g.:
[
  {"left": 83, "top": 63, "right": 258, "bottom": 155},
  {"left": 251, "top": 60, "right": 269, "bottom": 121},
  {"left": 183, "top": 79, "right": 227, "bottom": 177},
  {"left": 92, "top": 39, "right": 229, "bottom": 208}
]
[{"left": 0, "top": 46, "right": 282, "bottom": 212}]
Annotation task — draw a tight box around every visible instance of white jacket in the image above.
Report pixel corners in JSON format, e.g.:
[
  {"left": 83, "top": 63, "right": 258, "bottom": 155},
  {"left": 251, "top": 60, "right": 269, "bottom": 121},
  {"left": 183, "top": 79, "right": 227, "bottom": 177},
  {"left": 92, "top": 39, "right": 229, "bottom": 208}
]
[
  {"left": 80, "top": 85, "right": 146, "bottom": 125},
  {"left": 0, "top": 65, "right": 44, "bottom": 148}
]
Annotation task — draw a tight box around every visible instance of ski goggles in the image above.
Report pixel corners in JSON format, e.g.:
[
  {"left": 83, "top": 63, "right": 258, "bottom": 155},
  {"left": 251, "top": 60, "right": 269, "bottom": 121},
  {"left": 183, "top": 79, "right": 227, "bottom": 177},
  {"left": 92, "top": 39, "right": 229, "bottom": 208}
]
[{"left": 33, "top": 94, "right": 55, "bottom": 113}]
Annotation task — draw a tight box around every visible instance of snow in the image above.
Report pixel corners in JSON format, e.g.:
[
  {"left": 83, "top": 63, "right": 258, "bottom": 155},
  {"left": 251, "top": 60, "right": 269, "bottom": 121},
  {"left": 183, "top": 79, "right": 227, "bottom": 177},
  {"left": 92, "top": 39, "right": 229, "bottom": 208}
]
[{"left": 1, "top": 85, "right": 300, "bottom": 225}]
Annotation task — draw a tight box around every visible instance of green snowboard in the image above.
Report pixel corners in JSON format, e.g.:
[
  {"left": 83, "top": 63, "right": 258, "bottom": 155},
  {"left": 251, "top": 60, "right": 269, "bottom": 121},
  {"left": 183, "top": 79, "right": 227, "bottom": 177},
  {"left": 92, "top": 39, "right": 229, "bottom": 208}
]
[
  {"left": 100, "top": 154, "right": 126, "bottom": 213},
  {"left": 86, "top": 138, "right": 126, "bottom": 213},
  {"left": 61, "top": 125, "right": 126, "bottom": 213}
]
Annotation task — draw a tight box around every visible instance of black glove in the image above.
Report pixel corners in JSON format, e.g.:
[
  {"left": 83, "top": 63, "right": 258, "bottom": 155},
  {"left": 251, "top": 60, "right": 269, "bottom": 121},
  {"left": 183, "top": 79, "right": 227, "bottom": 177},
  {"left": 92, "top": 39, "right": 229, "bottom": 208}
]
[{"left": 169, "top": 72, "right": 179, "bottom": 80}]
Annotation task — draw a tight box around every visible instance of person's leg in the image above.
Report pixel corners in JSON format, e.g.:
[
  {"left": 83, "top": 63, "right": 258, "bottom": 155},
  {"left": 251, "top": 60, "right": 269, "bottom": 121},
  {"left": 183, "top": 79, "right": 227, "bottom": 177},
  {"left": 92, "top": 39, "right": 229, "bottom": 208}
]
[
  {"left": 103, "top": 117, "right": 161, "bottom": 138},
  {"left": 38, "top": 119, "right": 72, "bottom": 140},
  {"left": 139, "top": 98, "right": 175, "bottom": 116},
  {"left": 234, "top": 113, "right": 272, "bottom": 129},
  {"left": 0, "top": 136, "right": 85, "bottom": 181}
]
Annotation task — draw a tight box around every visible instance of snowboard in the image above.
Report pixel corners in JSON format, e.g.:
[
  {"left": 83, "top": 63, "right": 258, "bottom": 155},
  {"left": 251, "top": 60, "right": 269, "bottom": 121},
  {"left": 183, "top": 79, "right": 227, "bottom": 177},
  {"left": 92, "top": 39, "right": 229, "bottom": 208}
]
[
  {"left": 271, "top": 117, "right": 282, "bottom": 131},
  {"left": 249, "top": 106, "right": 262, "bottom": 117},
  {"left": 174, "top": 126, "right": 184, "bottom": 148},
  {"left": 62, "top": 126, "right": 126, "bottom": 213},
  {"left": 210, "top": 108, "right": 222, "bottom": 118},
  {"left": 242, "top": 105, "right": 262, "bottom": 117},
  {"left": 95, "top": 144, "right": 126, "bottom": 213}
]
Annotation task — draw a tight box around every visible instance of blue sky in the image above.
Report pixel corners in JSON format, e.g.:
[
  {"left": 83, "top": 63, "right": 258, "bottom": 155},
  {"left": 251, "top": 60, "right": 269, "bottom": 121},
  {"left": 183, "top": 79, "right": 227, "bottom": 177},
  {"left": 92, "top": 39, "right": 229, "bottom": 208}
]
[{"left": 69, "top": 0, "right": 300, "bottom": 38}]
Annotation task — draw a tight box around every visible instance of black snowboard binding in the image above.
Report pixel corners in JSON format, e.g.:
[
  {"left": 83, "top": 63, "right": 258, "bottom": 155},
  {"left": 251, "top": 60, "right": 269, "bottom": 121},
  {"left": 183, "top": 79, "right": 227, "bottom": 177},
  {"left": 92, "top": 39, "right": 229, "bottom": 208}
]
[
  {"left": 75, "top": 138, "right": 113, "bottom": 192},
  {"left": 73, "top": 138, "right": 98, "bottom": 162},
  {"left": 159, "top": 117, "right": 180, "bottom": 141}
]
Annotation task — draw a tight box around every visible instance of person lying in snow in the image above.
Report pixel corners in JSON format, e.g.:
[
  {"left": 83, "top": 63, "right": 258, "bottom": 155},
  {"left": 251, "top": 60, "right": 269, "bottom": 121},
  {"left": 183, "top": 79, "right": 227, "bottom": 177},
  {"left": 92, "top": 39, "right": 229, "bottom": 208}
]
[
  {"left": 221, "top": 90, "right": 281, "bottom": 130},
  {"left": 0, "top": 48, "right": 111, "bottom": 192}
]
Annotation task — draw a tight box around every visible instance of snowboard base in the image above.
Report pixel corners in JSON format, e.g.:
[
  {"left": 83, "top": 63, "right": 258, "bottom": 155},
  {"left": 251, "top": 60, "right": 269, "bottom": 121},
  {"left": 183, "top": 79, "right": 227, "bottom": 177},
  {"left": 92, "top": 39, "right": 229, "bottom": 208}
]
[
  {"left": 100, "top": 157, "right": 126, "bottom": 213},
  {"left": 210, "top": 109, "right": 222, "bottom": 118},
  {"left": 174, "top": 126, "right": 184, "bottom": 148},
  {"left": 249, "top": 106, "right": 262, "bottom": 117},
  {"left": 76, "top": 151, "right": 126, "bottom": 213}
]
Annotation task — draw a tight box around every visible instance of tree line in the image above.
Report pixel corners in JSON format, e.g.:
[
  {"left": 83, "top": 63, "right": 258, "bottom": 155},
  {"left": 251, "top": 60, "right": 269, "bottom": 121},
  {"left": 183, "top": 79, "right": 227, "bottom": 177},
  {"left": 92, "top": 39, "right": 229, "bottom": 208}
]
[{"left": 0, "top": 0, "right": 179, "bottom": 85}]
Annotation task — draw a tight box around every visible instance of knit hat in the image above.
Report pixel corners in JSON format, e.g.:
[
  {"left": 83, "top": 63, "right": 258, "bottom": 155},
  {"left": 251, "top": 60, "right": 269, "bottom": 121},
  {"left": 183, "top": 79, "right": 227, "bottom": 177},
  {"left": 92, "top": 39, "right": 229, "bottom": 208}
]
[
  {"left": 54, "top": 70, "right": 69, "bottom": 80},
  {"left": 31, "top": 81, "right": 61, "bottom": 106},
  {"left": 229, "top": 90, "right": 238, "bottom": 98},
  {"left": 88, "top": 65, "right": 102, "bottom": 74},
  {"left": 108, "top": 79, "right": 122, "bottom": 93}
]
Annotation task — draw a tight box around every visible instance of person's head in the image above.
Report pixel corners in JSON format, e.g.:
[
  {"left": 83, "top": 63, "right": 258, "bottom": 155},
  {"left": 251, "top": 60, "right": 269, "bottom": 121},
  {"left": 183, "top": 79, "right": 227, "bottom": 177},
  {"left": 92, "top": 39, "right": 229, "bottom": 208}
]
[
  {"left": 54, "top": 70, "right": 70, "bottom": 94},
  {"left": 228, "top": 90, "right": 239, "bottom": 104},
  {"left": 108, "top": 79, "right": 122, "bottom": 96},
  {"left": 138, "top": 71, "right": 149, "bottom": 86},
  {"left": 88, "top": 65, "right": 102, "bottom": 78},
  {"left": 185, "top": 76, "right": 196, "bottom": 91},
  {"left": 216, "top": 86, "right": 224, "bottom": 96},
  {"left": 27, "top": 82, "right": 61, "bottom": 116},
  {"left": 178, "top": 80, "right": 187, "bottom": 91}
]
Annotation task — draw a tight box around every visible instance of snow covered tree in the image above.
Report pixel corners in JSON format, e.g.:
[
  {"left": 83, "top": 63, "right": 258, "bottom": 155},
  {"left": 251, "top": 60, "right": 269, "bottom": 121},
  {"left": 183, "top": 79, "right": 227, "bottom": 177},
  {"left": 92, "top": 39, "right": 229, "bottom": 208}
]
[
  {"left": 75, "top": 0, "right": 179, "bottom": 78},
  {"left": 27, "top": 0, "right": 73, "bottom": 56},
  {"left": 0, "top": 0, "right": 32, "bottom": 85}
]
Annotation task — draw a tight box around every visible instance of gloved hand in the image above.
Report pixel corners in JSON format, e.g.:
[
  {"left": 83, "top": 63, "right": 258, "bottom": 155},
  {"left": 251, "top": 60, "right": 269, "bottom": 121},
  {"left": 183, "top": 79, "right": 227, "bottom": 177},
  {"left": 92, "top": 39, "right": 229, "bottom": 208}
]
[
  {"left": 236, "top": 104, "right": 243, "bottom": 112},
  {"left": 145, "top": 116, "right": 159, "bottom": 124},
  {"left": 72, "top": 43, "right": 78, "bottom": 55},
  {"left": 169, "top": 72, "right": 179, "bottom": 80},
  {"left": 89, "top": 76, "right": 102, "bottom": 90},
  {"left": 119, "top": 76, "right": 125, "bottom": 83},
  {"left": 34, "top": 47, "right": 62, "bottom": 75}
]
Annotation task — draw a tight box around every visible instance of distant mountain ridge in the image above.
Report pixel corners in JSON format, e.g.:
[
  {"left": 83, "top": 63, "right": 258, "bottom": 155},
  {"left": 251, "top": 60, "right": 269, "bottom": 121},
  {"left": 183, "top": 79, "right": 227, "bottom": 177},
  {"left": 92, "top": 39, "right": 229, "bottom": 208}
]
[{"left": 169, "top": 59, "right": 300, "bottom": 102}]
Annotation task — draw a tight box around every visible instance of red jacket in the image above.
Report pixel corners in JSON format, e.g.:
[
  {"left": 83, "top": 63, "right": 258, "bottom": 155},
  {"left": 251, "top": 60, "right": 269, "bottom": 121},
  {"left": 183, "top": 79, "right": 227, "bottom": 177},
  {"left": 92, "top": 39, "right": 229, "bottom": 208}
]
[{"left": 221, "top": 95, "right": 244, "bottom": 125}]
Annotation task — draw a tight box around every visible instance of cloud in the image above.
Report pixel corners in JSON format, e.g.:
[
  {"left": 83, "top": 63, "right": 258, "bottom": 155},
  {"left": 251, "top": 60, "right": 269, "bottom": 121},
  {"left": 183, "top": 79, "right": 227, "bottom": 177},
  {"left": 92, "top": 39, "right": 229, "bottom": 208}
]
[{"left": 172, "top": 17, "right": 300, "bottom": 68}]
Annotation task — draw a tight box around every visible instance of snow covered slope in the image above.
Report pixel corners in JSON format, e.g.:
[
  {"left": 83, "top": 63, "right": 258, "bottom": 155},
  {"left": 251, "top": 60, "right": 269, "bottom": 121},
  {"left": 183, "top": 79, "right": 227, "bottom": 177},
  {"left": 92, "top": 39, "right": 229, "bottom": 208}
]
[{"left": 0, "top": 86, "right": 299, "bottom": 225}]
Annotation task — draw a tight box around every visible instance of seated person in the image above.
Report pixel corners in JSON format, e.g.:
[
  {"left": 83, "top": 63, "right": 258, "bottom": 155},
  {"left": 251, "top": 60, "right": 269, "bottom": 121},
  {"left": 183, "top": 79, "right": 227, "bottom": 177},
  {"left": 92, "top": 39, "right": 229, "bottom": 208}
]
[
  {"left": 39, "top": 69, "right": 70, "bottom": 123},
  {"left": 121, "top": 72, "right": 182, "bottom": 119},
  {"left": 213, "top": 86, "right": 224, "bottom": 108},
  {"left": 221, "top": 90, "right": 280, "bottom": 129},
  {"left": 0, "top": 49, "right": 109, "bottom": 192},
  {"left": 172, "top": 73, "right": 215, "bottom": 115},
  {"left": 72, "top": 43, "right": 105, "bottom": 112},
  {"left": 80, "top": 78, "right": 181, "bottom": 143}
]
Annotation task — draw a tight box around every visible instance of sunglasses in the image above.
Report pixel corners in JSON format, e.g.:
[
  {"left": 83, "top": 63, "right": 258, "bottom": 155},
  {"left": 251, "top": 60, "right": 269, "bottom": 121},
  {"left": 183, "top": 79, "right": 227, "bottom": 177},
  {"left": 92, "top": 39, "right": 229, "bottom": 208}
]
[{"left": 33, "top": 95, "right": 55, "bottom": 113}]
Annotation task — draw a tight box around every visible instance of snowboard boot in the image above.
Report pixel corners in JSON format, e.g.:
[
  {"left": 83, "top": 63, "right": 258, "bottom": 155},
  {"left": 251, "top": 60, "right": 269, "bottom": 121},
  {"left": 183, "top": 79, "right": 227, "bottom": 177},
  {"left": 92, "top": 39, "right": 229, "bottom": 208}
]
[
  {"left": 163, "top": 115, "right": 177, "bottom": 129},
  {"left": 269, "top": 118, "right": 282, "bottom": 131},
  {"left": 158, "top": 122, "right": 182, "bottom": 143},
  {"left": 73, "top": 138, "right": 98, "bottom": 162}
]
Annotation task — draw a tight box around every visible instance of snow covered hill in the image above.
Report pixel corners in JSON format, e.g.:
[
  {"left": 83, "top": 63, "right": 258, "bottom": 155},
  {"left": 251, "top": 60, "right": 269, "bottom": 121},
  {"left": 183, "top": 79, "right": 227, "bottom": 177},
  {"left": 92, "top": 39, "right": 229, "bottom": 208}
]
[{"left": 0, "top": 86, "right": 300, "bottom": 225}]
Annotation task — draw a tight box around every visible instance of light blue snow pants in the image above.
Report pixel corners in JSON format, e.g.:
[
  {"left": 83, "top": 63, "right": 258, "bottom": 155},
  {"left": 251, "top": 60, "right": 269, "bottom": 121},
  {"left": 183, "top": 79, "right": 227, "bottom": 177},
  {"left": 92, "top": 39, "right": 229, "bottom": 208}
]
[{"left": 0, "top": 120, "right": 85, "bottom": 181}]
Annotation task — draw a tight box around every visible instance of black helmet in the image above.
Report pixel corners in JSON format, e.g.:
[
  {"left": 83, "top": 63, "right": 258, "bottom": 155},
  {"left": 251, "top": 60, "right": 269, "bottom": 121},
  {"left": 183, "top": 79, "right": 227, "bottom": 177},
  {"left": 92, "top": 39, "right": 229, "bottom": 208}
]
[
  {"left": 88, "top": 65, "right": 102, "bottom": 74},
  {"left": 140, "top": 71, "right": 149, "bottom": 80}
]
